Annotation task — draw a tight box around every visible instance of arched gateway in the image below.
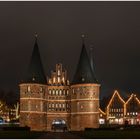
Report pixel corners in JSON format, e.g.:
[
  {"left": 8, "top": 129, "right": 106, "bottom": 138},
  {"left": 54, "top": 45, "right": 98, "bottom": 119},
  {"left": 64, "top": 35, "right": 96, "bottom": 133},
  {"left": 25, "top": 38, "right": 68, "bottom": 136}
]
[{"left": 51, "top": 119, "right": 67, "bottom": 132}]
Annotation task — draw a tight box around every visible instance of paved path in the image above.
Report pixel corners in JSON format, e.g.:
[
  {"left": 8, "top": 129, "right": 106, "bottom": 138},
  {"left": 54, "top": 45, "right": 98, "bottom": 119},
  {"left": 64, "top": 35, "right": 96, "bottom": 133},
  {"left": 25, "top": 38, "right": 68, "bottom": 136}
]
[{"left": 39, "top": 132, "right": 84, "bottom": 139}]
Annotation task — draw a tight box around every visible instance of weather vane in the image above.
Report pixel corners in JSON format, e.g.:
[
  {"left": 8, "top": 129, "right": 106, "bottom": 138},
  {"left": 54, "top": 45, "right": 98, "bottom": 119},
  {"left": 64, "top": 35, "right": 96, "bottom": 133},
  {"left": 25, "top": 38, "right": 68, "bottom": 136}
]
[
  {"left": 81, "top": 34, "right": 86, "bottom": 44},
  {"left": 81, "top": 34, "right": 85, "bottom": 38}
]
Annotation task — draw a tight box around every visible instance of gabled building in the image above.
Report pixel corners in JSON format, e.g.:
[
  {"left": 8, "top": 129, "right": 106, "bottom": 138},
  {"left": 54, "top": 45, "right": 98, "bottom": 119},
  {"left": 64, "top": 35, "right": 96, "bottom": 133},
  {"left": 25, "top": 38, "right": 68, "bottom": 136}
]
[
  {"left": 0, "top": 101, "right": 19, "bottom": 123},
  {"left": 47, "top": 63, "right": 71, "bottom": 131},
  {"left": 106, "top": 90, "right": 125, "bottom": 124},
  {"left": 124, "top": 94, "right": 140, "bottom": 125}
]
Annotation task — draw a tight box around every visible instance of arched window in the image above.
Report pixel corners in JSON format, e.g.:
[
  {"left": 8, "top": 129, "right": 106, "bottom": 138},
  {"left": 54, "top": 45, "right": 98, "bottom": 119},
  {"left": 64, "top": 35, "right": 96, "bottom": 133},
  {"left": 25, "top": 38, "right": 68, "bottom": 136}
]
[
  {"left": 56, "top": 90, "right": 58, "bottom": 95},
  {"left": 49, "top": 90, "right": 51, "bottom": 95},
  {"left": 59, "top": 90, "right": 62, "bottom": 95},
  {"left": 57, "top": 90, "right": 59, "bottom": 96},
  {"left": 62, "top": 77, "right": 65, "bottom": 83},
  {"left": 27, "top": 86, "right": 31, "bottom": 92},
  {"left": 52, "top": 103, "right": 54, "bottom": 108},
  {"left": 58, "top": 77, "right": 60, "bottom": 83},
  {"left": 58, "top": 70, "right": 60, "bottom": 76},
  {"left": 40, "top": 87, "right": 43, "bottom": 92},
  {"left": 53, "top": 90, "right": 55, "bottom": 95},
  {"left": 67, "top": 90, "right": 69, "bottom": 95},
  {"left": 62, "top": 103, "right": 65, "bottom": 108},
  {"left": 53, "top": 77, "right": 56, "bottom": 84}
]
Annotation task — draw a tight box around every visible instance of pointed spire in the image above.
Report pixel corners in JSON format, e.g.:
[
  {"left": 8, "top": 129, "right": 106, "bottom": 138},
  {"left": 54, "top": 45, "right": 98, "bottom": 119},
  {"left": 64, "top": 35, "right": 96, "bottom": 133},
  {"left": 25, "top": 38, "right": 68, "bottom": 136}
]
[
  {"left": 35, "top": 32, "right": 38, "bottom": 43},
  {"left": 24, "top": 34, "right": 47, "bottom": 84},
  {"left": 72, "top": 35, "right": 98, "bottom": 84},
  {"left": 81, "top": 34, "right": 85, "bottom": 45}
]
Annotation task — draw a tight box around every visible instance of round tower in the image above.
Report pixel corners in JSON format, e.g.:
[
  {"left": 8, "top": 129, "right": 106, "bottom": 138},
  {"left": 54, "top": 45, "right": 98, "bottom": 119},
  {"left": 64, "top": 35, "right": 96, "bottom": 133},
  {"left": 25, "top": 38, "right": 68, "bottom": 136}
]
[
  {"left": 20, "top": 84, "right": 47, "bottom": 131},
  {"left": 71, "top": 35, "right": 100, "bottom": 131},
  {"left": 19, "top": 34, "right": 47, "bottom": 131}
]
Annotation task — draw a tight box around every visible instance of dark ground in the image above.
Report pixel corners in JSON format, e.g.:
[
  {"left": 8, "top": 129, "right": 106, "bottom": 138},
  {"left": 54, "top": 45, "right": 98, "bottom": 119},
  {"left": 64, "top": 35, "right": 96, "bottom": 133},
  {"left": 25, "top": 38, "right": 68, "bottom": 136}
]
[
  {"left": 39, "top": 130, "right": 140, "bottom": 139},
  {"left": 1, "top": 129, "right": 140, "bottom": 139},
  {"left": 0, "top": 131, "right": 85, "bottom": 139},
  {"left": 39, "top": 132, "right": 85, "bottom": 139}
]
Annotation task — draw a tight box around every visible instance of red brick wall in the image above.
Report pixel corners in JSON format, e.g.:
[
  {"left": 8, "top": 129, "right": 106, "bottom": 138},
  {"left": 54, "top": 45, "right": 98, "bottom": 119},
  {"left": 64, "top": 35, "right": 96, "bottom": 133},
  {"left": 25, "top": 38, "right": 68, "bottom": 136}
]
[
  {"left": 71, "top": 83, "right": 100, "bottom": 131},
  {"left": 19, "top": 83, "right": 47, "bottom": 131}
]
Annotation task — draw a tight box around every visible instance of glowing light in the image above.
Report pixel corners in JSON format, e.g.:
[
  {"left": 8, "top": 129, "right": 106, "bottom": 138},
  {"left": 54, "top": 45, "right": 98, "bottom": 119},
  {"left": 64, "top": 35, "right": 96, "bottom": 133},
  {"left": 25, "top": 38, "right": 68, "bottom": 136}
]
[
  {"left": 20, "top": 111, "right": 46, "bottom": 114},
  {"left": 62, "top": 77, "right": 65, "bottom": 83},
  {"left": 71, "top": 112, "right": 99, "bottom": 114},
  {"left": 53, "top": 77, "right": 56, "bottom": 84},
  {"left": 99, "top": 119, "right": 105, "bottom": 124},
  {"left": 27, "top": 86, "right": 31, "bottom": 92},
  {"left": 71, "top": 99, "right": 99, "bottom": 101},
  {"left": 58, "top": 77, "right": 60, "bottom": 83},
  {"left": 107, "top": 90, "right": 125, "bottom": 119},
  {"left": 99, "top": 108, "right": 106, "bottom": 115},
  {"left": 20, "top": 98, "right": 46, "bottom": 101},
  {"left": 124, "top": 94, "right": 140, "bottom": 116}
]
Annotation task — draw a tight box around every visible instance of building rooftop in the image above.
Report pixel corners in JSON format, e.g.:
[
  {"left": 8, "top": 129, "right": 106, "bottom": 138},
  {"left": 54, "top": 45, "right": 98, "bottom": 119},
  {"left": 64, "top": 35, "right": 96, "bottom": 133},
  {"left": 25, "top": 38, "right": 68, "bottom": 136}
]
[
  {"left": 48, "top": 63, "right": 70, "bottom": 86},
  {"left": 23, "top": 34, "right": 47, "bottom": 84},
  {"left": 72, "top": 36, "right": 98, "bottom": 84}
]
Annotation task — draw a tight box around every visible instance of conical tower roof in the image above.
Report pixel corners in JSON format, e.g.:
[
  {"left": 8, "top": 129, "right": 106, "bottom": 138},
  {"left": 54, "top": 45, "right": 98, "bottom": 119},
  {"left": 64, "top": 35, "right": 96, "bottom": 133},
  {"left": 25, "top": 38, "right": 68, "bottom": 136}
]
[
  {"left": 24, "top": 34, "right": 47, "bottom": 84},
  {"left": 72, "top": 36, "right": 98, "bottom": 84}
]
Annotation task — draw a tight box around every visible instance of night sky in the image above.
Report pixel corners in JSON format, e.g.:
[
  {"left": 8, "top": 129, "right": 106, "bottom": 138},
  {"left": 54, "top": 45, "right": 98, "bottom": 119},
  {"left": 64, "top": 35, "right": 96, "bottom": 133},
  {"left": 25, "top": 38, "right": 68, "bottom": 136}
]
[{"left": 0, "top": 1, "right": 140, "bottom": 99}]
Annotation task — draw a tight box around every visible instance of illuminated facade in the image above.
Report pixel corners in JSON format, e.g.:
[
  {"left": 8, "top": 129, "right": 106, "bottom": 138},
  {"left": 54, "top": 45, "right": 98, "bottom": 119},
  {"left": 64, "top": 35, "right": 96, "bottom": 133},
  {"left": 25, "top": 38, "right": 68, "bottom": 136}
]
[
  {"left": 106, "top": 90, "right": 125, "bottom": 124},
  {"left": 0, "top": 101, "right": 19, "bottom": 122},
  {"left": 101, "top": 90, "right": 140, "bottom": 125},
  {"left": 19, "top": 35, "right": 100, "bottom": 131},
  {"left": 47, "top": 64, "right": 71, "bottom": 131},
  {"left": 124, "top": 94, "right": 140, "bottom": 125}
]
